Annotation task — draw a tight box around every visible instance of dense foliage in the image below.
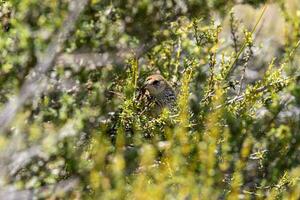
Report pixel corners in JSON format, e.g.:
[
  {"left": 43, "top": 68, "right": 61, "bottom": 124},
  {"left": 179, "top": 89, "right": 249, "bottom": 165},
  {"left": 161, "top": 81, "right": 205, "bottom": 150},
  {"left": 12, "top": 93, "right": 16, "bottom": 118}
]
[{"left": 0, "top": 0, "right": 300, "bottom": 199}]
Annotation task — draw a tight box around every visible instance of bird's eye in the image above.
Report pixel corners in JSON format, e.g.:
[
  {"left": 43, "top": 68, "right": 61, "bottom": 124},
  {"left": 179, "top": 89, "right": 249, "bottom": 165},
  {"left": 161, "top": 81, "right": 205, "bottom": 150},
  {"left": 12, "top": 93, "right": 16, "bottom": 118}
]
[{"left": 152, "top": 80, "right": 160, "bottom": 85}]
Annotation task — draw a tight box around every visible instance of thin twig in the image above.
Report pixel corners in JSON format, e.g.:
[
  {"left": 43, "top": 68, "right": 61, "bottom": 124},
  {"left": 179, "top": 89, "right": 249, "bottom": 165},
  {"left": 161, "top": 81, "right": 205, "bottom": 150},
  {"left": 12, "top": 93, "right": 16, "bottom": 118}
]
[
  {"left": 230, "top": 12, "right": 239, "bottom": 54},
  {"left": 238, "top": 49, "right": 253, "bottom": 95},
  {"left": 225, "top": 4, "right": 268, "bottom": 80},
  {"left": 214, "top": 83, "right": 279, "bottom": 110}
]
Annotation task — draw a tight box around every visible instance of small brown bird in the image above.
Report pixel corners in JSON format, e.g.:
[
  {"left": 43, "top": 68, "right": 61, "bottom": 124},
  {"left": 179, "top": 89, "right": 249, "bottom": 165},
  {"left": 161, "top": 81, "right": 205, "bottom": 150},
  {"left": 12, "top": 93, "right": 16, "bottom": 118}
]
[{"left": 139, "top": 74, "right": 177, "bottom": 115}]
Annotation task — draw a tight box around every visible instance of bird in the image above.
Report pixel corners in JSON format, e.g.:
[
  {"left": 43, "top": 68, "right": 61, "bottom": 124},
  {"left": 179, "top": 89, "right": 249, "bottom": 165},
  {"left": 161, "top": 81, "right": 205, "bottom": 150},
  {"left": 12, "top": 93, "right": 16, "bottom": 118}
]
[{"left": 138, "top": 74, "right": 177, "bottom": 116}]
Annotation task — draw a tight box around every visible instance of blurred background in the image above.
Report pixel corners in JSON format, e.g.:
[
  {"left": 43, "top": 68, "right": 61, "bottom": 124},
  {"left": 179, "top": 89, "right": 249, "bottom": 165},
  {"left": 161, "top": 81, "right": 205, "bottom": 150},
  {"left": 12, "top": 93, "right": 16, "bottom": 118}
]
[{"left": 0, "top": 0, "right": 300, "bottom": 199}]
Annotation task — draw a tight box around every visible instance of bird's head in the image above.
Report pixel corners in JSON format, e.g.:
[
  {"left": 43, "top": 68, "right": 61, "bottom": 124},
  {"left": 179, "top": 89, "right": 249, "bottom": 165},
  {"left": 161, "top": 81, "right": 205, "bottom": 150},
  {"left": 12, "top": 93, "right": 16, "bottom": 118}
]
[{"left": 143, "top": 74, "right": 169, "bottom": 97}]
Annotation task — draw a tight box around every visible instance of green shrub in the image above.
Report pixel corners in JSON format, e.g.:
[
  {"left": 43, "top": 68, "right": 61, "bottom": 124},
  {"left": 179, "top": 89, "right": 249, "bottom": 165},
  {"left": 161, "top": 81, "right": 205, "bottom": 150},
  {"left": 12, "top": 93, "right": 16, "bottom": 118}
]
[{"left": 0, "top": 0, "right": 300, "bottom": 199}]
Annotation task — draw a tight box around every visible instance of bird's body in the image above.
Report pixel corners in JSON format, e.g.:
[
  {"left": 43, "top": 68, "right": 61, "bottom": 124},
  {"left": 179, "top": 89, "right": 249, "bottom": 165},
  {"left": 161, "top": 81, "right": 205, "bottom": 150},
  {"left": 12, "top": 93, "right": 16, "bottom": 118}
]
[
  {"left": 107, "top": 74, "right": 176, "bottom": 141},
  {"left": 139, "top": 74, "right": 177, "bottom": 115}
]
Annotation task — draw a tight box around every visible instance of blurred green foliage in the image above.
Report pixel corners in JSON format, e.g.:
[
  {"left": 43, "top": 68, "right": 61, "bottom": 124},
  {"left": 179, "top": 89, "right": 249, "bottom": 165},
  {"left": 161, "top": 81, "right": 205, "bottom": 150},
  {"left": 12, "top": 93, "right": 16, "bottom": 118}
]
[{"left": 0, "top": 0, "right": 300, "bottom": 199}]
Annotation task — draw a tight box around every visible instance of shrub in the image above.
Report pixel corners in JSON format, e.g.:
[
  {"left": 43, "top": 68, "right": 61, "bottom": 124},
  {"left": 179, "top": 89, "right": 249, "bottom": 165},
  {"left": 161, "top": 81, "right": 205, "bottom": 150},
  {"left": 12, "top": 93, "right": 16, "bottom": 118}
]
[{"left": 0, "top": 0, "right": 299, "bottom": 199}]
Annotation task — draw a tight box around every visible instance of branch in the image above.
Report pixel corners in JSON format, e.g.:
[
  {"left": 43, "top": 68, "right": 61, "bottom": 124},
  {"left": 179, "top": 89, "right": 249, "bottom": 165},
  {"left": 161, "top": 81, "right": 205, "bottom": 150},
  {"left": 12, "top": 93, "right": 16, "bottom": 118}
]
[
  {"left": 0, "top": 177, "right": 79, "bottom": 200},
  {"left": 214, "top": 84, "right": 278, "bottom": 110},
  {"left": 55, "top": 37, "right": 163, "bottom": 70},
  {"left": 56, "top": 52, "right": 123, "bottom": 70},
  {"left": 0, "top": 121, "right": 78, "bottom": 177},
  {"left": 55, "top": 12, "right": 183, "bottom": 70},
  {"left": 0, "top": 0, "right": 89, "bottom": 133}
]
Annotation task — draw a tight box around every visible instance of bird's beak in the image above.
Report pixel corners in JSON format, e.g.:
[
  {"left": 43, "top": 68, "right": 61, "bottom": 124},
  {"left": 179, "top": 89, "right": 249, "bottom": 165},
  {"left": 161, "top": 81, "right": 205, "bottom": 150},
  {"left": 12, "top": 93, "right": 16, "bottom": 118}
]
[
  {"left": 143, "top": 81, "right": 151, "bottom": 90},
  {"left": 140, "top": 83, "right": 148, "bottom": 94},
  {"left": 144, "top": 84, "right": 149, "bottom": 90}
]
